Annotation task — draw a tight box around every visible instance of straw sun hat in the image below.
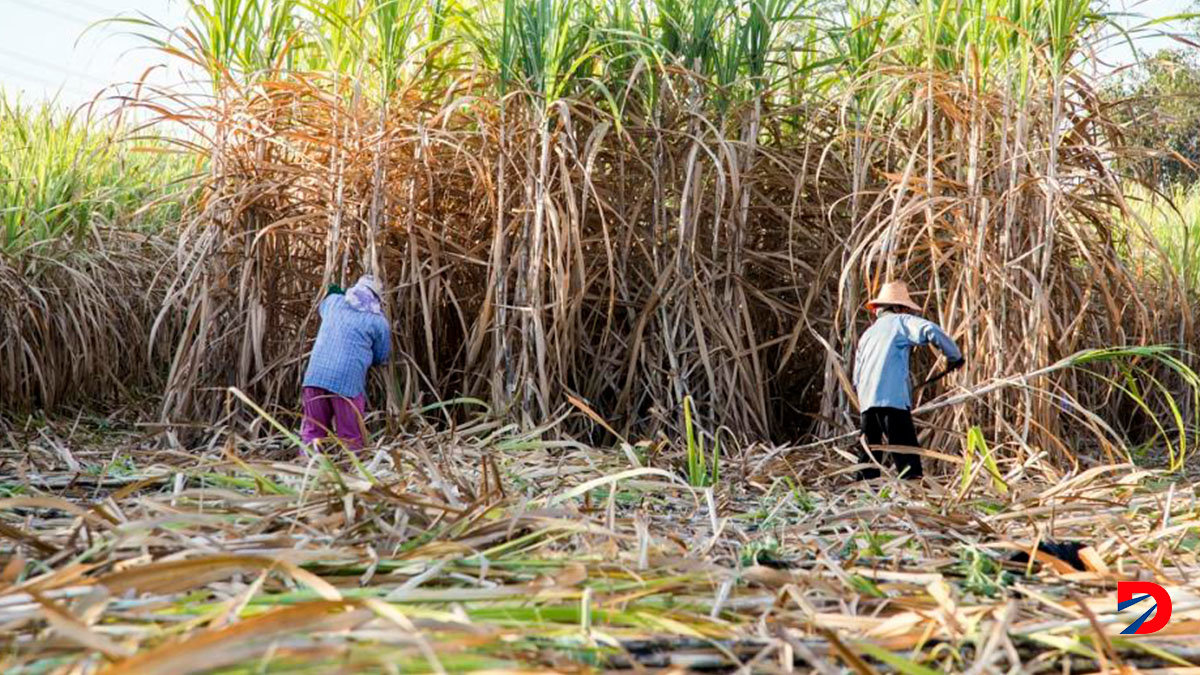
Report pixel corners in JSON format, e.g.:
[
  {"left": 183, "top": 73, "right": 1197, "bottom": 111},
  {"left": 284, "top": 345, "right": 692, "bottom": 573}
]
[{"left": 865, "top": 280, "right": 922, "bottom": 313}]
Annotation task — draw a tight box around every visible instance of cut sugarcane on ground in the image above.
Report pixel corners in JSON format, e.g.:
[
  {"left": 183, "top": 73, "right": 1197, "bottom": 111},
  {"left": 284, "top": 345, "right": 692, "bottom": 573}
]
[{"left": 1, "top": 415, "right": 1198, "bottom": 673}]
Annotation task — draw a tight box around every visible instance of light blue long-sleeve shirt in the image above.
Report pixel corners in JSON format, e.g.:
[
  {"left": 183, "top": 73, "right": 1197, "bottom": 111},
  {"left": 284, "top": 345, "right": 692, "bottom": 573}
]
[
  {"left": 853, "top": 312, "right": 962, "bottom": 411},
  {"left": 302, "top": 294, "right": 391, "bottom": 398}
]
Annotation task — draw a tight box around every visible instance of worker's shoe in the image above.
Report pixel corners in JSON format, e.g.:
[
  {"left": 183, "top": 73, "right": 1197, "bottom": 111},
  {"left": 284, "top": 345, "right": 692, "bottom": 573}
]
[
  {"left": 854, "top": 447, "right": 883, "bottom": 481},
  {"left": 855, "top": 466, "right": 882, "bottom": 481},
  {"left": 894, "top": 455, "right": 924, "bottom": 480}
]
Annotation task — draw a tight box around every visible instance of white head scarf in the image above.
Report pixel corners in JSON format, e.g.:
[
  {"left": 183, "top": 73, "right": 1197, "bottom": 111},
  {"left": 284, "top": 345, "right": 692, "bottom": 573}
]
[{"left": 345, "top": 274, "right": 383, "bottom": 315}]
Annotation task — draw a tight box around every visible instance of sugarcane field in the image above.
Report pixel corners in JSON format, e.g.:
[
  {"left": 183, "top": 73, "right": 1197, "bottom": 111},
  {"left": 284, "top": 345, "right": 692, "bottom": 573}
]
[{"left": 4, "top": 0, "right": 1200, "bottom": 672}]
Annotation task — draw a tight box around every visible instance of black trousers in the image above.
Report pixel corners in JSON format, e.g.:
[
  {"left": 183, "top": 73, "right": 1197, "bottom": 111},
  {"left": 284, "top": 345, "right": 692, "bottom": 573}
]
[{"left": 858, "top": 407, "right": 923, "bottom": 479}]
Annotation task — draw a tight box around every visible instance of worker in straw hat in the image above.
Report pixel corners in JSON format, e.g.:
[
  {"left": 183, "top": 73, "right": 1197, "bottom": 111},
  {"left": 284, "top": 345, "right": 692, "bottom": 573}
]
[
  {"left": 852, "top": 280, "right": 963, "bottom": 479},
  {"left": 299, "top": 274, "right": 391, "bottom": 452}
]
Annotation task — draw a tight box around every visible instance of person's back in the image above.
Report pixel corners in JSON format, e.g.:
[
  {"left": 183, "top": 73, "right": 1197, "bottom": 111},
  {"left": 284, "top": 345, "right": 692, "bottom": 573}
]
[
  {"left": 299, "top": 275, "right": 391, "bottom": 451},
  {"left": 851, "top": 281, "right": 962, "bottom": 480},
  {"left": 854, "top": 312, "right": 957, "bottom": 411},
  {"left": 303, "top": 294, "right": 390, "bottom": 398}
]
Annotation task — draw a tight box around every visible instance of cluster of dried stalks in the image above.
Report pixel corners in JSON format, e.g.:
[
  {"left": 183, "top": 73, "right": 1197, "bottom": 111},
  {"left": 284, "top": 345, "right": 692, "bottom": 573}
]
[
  {"left": 821, "top": 64, "right": 1194, "bottom": 462},
  {"left": 0, "top": 231, "right": 180, "bottom": 412},
  {"left": 142, "top": 65, "right": 1189, "bottom": 459},
  {"left": 150, "top": 72, "right": 843, "bottom": 440}
]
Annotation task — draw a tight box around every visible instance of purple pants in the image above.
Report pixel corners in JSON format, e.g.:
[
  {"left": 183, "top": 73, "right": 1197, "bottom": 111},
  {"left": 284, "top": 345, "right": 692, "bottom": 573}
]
[{"left": 300, "top": 386, "right": 367, "bottom": 450}]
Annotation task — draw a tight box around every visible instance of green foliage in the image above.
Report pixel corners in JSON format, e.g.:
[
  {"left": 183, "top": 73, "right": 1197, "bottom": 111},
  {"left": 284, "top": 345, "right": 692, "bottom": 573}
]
[
  {"left": 84, "top": 454, "right": 138, "bottom": 478},
  {"left": 0, "top": 97, "right": 190, "bottom": 254},
  {"left": 853, "top": 642, "right": 941, "bottom": 675},
  {"left": 1125, "top": 183, "right": 1200, "bottom": 293},
  {"left": 846, "top": 573, "right": 885, "bottom": 597},
  {"left": 682, "top": 395, "right": 720, "bottom": 487},
  {"left": 123, "top": 0, "right": 1126, "bottom": 119},
  {"left": 959, "top": 426, "right": 1008, "bottom": 496},
  {"left": 783, "top": 477, "right": 815, "bottom": 513},
  {"left": 856, "top": 521, "right": 893, "bottom": 556},
  {"left": 371, "top": 0, "right": 431, "bottom": 94},
  {"left": 1111, "top": 49, "right": 1200, "bottom": 186},
  {"left": 738, "top": 536, "right": 781, "bottom": 566},
  {"left": 951, "top": 547, "right": 1012, "bottom": 598},
  {"left": 1069, "top": 346, "right": 1200, "bottom": 472},
  {"left": 0, "top": 482, "right": 27, "bottom": 498}
]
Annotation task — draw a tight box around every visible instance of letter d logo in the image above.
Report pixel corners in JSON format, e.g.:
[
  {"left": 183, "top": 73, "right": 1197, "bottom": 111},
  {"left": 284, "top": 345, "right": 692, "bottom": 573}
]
[{"left": 1117, "top": 581, "right": 1172, "bottom": 634}]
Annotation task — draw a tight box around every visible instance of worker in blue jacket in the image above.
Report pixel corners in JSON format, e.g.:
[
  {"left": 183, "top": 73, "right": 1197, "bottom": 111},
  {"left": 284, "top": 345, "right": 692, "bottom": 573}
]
[{"left": 853, "top": 281, "right": 963, "bottom": 480}]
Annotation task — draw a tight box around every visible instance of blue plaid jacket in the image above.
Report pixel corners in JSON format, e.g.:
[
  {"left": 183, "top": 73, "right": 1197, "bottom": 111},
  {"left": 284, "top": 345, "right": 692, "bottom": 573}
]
[{"left": 302, "top": 294, "right": 391, "bottom": 398}]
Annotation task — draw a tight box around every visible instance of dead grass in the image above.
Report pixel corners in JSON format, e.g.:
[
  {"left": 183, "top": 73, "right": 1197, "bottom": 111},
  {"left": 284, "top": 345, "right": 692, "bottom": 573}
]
[
  {"left": 0, "top": 230, "right": 183, "bottom": 413},
  {"left": 1, "top": 412, "right": 1198, "bottom": 673}
]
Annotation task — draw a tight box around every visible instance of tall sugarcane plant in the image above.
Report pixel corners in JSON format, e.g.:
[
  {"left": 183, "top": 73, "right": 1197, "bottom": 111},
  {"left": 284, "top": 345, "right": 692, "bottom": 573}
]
[{"left": 111, "top": 0, "right": 1200, "bottom": 469}]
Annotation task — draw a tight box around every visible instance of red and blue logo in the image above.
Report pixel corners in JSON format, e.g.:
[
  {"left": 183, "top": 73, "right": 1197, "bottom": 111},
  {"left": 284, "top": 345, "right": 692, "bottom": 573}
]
[{"left": 1118, "top": 581, "right": 1173, "bottom": 635}]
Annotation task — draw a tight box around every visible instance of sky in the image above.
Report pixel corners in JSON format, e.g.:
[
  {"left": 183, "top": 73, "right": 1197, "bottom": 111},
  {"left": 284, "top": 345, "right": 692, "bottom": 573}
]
[
  {"left": 0, "top": 0, "right": 1195, "bottom": 110},
  {"left": 0, "top": 0, "right": 189, "bottom": 109},
  {"left": 1102, "top": 0, "right": 1199, "bottom": 66}
]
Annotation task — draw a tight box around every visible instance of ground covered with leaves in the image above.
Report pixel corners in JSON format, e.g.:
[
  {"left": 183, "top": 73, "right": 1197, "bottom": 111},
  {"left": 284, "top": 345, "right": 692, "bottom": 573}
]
[{"left": 1, "top": 416, "right": 1199, "bottom": 673}]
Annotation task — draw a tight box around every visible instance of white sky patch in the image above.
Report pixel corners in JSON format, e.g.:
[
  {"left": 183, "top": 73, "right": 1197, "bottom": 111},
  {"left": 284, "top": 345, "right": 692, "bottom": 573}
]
[
  {"left": 1099, "top": 0, "right": 1198, "bottom": 69},
  {"left": 0, "top": 0, "right": 189, "bottom": 110}
]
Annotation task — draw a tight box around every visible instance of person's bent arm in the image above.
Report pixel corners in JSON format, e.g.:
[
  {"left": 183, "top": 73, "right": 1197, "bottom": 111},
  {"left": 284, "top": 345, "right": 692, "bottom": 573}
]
[
  {"left": 372, "top": 320, "right": 391, "bottom": 366},
  {"left": 910, "top": 317, "right": 963, "bottom": 366}
]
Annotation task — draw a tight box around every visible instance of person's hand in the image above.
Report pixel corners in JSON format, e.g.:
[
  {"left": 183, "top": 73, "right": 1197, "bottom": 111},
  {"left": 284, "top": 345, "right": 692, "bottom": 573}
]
[{"left": 948, "top": 358, "right": 965, "bottom": 371}]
